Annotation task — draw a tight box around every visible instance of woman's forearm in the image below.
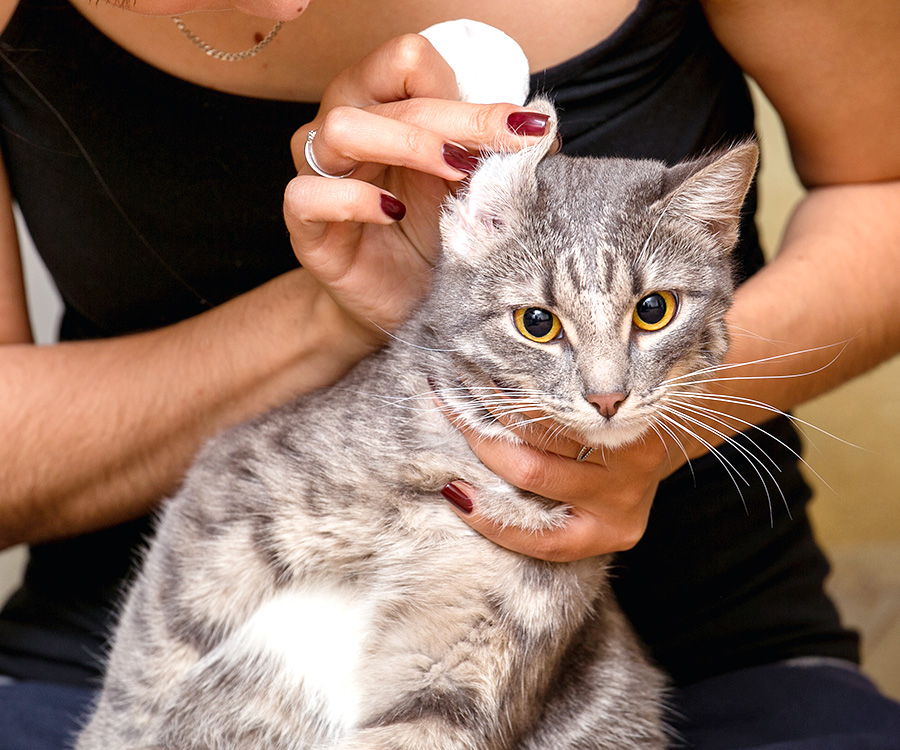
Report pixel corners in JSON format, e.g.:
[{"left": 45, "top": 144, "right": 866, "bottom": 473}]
[
  {"left": 679, "top": 178, "right": 900, "bottom": 460},
  {"left": 1, "top": 268, "right": 373, "bottom": 548}
]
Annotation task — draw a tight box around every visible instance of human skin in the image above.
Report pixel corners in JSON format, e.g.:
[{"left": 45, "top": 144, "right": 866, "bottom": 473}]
[{"left": 0, "top": 0, "right": 898, "bottom": 562}]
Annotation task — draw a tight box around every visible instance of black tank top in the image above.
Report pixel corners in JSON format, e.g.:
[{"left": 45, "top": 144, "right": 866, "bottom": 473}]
[{"left": 0, "top": 0, "right": 857, "bottom": 686}]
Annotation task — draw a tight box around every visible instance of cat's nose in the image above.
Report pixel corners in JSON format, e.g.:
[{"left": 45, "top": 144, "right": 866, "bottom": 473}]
[{"left": 587, "top": 391, "right": 629, "bottom": 419}]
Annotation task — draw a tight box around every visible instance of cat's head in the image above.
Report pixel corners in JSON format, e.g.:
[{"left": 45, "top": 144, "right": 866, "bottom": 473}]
[{"left": 426, "top": 101, "right": 758, "bottom": 449}]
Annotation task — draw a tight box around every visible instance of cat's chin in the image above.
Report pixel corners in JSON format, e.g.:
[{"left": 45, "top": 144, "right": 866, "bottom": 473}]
[{"left": 578, "top": 421, "right": 651, "bottom": 451}]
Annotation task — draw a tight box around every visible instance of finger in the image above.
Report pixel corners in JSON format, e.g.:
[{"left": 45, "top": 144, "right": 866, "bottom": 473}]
[
  {"left": 372, "top": 98, "right": 554, "bottom": 152},
  {"left": 322, "top": 33, "right": 460, "bottom": 110},
  {"left": 432, "top": 386, "right": 585, "bottom": 464},
  {"left": 283, "top": 175, "right": 404, "bottom": 251},
  {"left": 434, "top": 395, "right": 600, "bottom": 498},
  {"left": 294, "top": 107, "right": 480, "bottom": 181},
  {"left": 442, "top": 482, "right": 652, "bottom": 561}
]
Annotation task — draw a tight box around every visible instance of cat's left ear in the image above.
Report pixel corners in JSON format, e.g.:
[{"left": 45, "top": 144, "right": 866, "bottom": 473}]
[{"left": 658, "top": 142, "right": 759, "bottom": 251}]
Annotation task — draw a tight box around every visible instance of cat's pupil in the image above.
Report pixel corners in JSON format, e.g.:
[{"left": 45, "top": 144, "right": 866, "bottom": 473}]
[
  {"left": 636, "top": 294, "right": 667, "bottom": 325},
  {"left": 522, "top": 308, "right": 555, "bottom": 338}
]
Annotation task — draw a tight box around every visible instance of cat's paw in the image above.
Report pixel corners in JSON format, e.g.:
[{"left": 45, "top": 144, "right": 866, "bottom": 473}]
[{"left": 469, "top": 474, "right": 571, "bottom": 533}]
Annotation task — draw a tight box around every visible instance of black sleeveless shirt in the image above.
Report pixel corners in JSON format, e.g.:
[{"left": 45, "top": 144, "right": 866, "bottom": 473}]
[{"left": 0, "top": 0, "right": 858, "bottom": 686}]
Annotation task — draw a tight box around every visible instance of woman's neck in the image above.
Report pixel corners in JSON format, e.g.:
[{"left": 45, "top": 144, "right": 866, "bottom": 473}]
[{"left": 66, "top": 0, "right": 639, "bottom": 102}]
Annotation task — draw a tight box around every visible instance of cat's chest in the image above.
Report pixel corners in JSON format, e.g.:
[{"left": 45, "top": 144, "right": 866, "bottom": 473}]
[
  {"left": 229, "top": 545, "right": 598, "bottom": 733},
  {"left": 235, "top": 584, "right": 376, "bottom": 733}
]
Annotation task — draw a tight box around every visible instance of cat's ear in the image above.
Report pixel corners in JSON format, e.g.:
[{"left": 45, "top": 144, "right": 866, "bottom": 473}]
[
  {"left": 657, "top": 142, "right": 759, "bottom": 251},
  {"left": 440, "top": 98, "right": 558, "bottom": 259}
]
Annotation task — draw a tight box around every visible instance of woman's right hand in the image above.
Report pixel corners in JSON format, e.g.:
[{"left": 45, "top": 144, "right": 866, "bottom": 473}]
[{"left": 282, "top": 32, "right": 554, "bottom": 347}]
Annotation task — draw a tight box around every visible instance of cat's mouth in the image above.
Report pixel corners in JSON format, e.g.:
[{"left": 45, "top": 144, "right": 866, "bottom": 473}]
[{"left": 429, "top": 372, "right": 653, "bottom": 451}]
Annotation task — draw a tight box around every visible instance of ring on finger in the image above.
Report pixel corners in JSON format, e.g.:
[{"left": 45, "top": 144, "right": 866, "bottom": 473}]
[
  {"left": 305, "top": 129, "right": 356, "bottom": 179},
  {"left": 576, "top": 445, "right": 595, "bottom": 462}
]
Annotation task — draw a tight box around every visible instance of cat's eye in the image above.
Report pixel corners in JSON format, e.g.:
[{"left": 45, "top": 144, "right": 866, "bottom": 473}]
[
  {"left": 514, "top": 307, "right": 563, "bottom": 343},
  {"left": 633, "top": 291, "right": 677, "bottom": 331}
]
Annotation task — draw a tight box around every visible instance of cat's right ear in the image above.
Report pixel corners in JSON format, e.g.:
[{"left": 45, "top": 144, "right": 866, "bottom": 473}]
[
  {"left": 440, "top": 97, "right": 559, "bottom": 260},
  {"left": 657, "top": 142, "right": 759, "bottom": 252}
]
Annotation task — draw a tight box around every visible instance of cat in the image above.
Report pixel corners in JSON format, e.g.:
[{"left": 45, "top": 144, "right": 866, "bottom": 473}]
[{"left": 76, "top": 102, "right": 757, "bottom": 750}]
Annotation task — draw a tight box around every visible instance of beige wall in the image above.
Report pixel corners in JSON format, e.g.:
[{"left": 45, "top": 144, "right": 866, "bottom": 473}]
[{"left": 751, "top": 82, "right": 900, "bottom": 699}]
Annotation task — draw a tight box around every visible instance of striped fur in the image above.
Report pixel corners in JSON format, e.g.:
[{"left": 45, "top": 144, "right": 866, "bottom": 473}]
[{"left": 77, "top": 102, "right": 756, "bottom": 749}]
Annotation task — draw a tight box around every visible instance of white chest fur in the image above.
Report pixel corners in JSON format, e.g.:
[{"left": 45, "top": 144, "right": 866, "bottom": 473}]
[{"left": 237, "top": 585, "right": 375, "bottom": 734}]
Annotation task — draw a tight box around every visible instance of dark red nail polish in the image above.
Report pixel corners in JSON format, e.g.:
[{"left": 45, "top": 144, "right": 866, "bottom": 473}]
[
  {"left": 380, "top": 194, "right": 406, "bottom": 221},
  {"left": 507, "top": 111, "right": 550, "bottom": 137},
  {"left": 441, "top": 483, "right": 473, "bottom": 514},
  {"left": 442, "top": 143, "right": 479, "bottom": 175}
]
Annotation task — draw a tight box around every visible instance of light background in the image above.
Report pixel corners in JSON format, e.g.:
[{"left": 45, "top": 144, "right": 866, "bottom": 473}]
[{"left": 1, "top": 82, "right": 898, "bottom": 698}]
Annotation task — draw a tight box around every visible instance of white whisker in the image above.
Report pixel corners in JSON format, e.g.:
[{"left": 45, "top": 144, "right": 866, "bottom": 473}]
[
  {"left": 366, "top": 321, "right": 464, "bottom": 353},
  {"left": 659, "top": 404, "right": 783, "bottom": 521},
  {"left": 661, "top": 340, "right": 850, "bottom": 386},
  {"left": 665, "top": 398, "right": 782, "bottom": 473},
  {"left": 656, "top": 412, "right": 749, "bottom": 511},
  {"left": 648, "top": 416, "right": 695, "bottom": 482},
  {"left": 661, "top": 400, "right": 791, "bottom": 522},
  {"left": 664, "top": 391, "right": 860, "bottom": 449},
  {"left": 666, "top": 396, "right": 841, "bottom": 501}
]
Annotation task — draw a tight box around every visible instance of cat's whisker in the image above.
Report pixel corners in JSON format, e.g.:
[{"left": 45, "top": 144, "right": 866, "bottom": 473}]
[
  {"left": 663, "top": 390, "right": 860, "bottom": 449},
  {"left": 655, "top": 412, "right": 750, "bottom": 512},
  {"left": 665, "top": 398, "right": 782, "bottom": 474},
  {"left": 663, "top": 394, "right": 841, "bottom": 500},
  {"left": 659, "top": 401, "right": 787, "bottom": 523},
  {"left": 363, "top": 321, "right": 465, "bottom": 353},
  {"left": 647, "top": 417, "right": 702, "bottom": 488},
  {"left": 647, "top": 415, "right": 694, "bottom": 474},
  {"left": 660, "top": 340, "right": 850, "bottom": 386},
  {"left": 658, "top": 402, "right": 779, "bottom": 491},
  {"left": 638, "top": 194, "right": 675, "bottom": 261}
]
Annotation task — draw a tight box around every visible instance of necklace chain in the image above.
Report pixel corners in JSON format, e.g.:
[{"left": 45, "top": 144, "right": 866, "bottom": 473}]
[{"left": 171, "top": 17, "right": 284, "bottom": 62}]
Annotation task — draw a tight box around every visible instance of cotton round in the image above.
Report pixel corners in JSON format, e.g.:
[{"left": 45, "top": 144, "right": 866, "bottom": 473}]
[{"left": 418, "top": 19, "right": 531, "bottom": 105}]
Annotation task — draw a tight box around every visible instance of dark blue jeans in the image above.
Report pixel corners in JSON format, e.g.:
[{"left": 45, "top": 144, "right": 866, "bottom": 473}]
[
  {"left": 2, "top": 660, "right": 900, "bottom": 749},
  {"left": 0, "top": 677, "right": 94, "bottom": 750}
]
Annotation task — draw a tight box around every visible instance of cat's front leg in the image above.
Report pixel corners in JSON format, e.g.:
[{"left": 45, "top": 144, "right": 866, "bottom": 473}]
[{"left": 515, "top": 600, "right": 668, "bottom": 750}]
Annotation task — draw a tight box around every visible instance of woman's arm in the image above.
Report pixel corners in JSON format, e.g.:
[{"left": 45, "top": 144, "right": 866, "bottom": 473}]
[
  {"left": 0, "top": 154, "right": 30, "bottom": 345},
  {"left": 0, "top": 34, "right": 554, "bottom": 550},
  {"left": 1, "top": 261, "right": 374, "bottom": 549},
  {"left": 446, "top": 0, "right": 900, "bottom": 560}
]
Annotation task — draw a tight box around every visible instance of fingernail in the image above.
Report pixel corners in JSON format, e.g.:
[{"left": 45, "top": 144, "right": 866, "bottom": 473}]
[
  {"left": 441, "top": 483, "right": 473, "bottom": 514},
  {"left": 550, "top": 131, "right": 563, "bottom": 155},
  {"left": 507, "top": 111, "right": 550, "bottom": 137},
  {"left": 442, "top": 143, "right": 479, "bottom": 175},
  {"left": 380, "top": 194, "right": 406, "bottom": 221}
]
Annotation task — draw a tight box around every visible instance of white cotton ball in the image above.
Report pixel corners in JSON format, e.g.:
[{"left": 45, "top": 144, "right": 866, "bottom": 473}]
[{"left": 419, "top": 19, "right": 531, "bottom": 105}]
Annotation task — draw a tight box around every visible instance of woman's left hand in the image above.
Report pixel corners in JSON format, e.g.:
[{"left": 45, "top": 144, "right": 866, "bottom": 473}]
[{"left": 442, "top": 415, "right": 681, "bottom": 562}]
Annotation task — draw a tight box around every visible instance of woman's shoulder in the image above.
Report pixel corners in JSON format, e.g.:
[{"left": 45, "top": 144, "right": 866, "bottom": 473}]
[{"left": 0, "top": 0, "right": 18, "bottom": 35}]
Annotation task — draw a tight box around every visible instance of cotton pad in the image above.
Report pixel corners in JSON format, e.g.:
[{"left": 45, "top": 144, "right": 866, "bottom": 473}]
[{"left": 419, "top": 19, "right": 531, "bottom": 105}]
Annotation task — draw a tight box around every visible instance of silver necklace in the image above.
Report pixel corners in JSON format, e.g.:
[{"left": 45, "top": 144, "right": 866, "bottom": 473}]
[{"left": 171, "top": 16, "right": 284, "bottom": 62}]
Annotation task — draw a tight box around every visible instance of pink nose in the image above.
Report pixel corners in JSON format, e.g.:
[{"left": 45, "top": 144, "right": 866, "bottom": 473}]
[{"left": 587, "top": 392, "right": 628, "bottom": 419}]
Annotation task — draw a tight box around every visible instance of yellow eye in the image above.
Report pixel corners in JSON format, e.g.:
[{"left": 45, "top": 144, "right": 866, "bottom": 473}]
[
  {"left": 633, "top": 291, "right": 677, "bottom": 331},
  {"left": 514, "top": 307, "right": 563, "bottom": 343}
]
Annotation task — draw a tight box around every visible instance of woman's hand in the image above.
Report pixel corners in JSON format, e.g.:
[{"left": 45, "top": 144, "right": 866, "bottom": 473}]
[
  {"left": 282, "top": 33, "right": 553, "bottom": 347},
  {"left": 441, "top": 412, "right": 683, "bottom": 563}
]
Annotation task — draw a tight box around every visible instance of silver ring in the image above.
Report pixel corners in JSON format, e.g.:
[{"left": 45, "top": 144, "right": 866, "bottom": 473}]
[
  {"left": 304, "top": 130, "right": 356, "bottom": 179},
  {"left": 575, "top": 445, "right": 595, "bottom": 463}
]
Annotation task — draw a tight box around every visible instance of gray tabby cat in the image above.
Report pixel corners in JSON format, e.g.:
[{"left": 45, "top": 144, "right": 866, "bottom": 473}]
[{"left": 76, "top": 103, "right": 757, "bottom": 750}]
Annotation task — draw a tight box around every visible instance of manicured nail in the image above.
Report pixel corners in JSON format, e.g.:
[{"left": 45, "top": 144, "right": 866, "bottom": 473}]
[
  {"left": 550, "top": 131, "right": 563, "bottom": 155},
  {"left": 380, "top": 194, "right": 406, "bottom": 221},
  {"left": 507, "top": 111, "right": 550, "bottom": 137},
  {"left": 442, "top": 143, "right": 479, "bottom": 175},
  {"left": 441, "top": 483, "right": 473, "bottom": 514}
]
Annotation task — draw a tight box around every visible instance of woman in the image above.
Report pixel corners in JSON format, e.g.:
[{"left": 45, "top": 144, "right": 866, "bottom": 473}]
[{"left": 0, "top": 0, "right": 898, "bottom": 747}]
